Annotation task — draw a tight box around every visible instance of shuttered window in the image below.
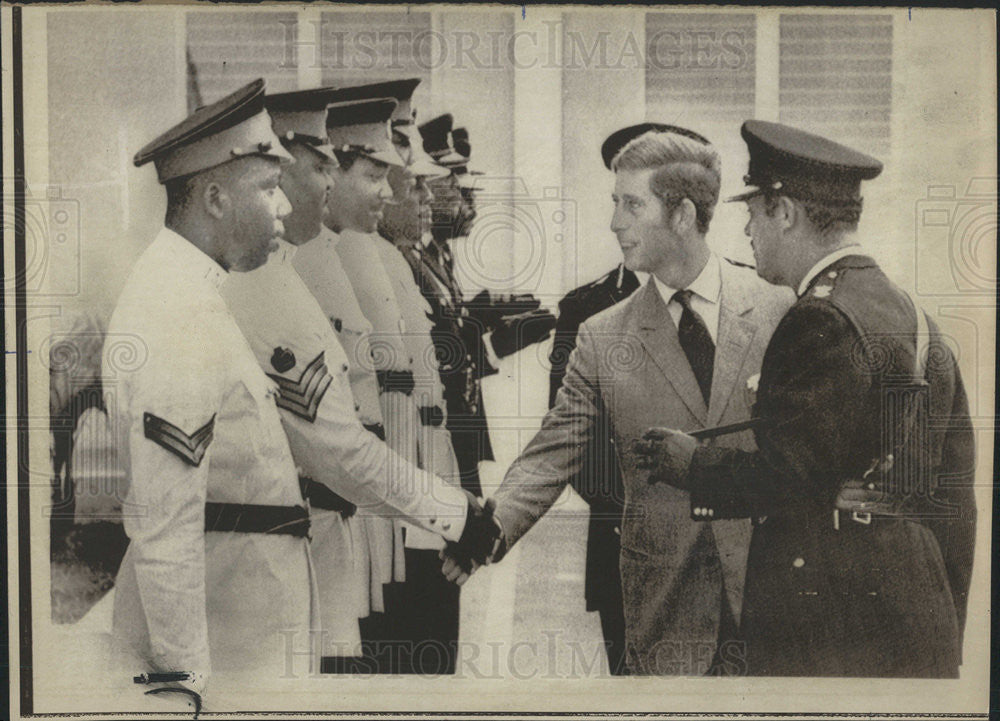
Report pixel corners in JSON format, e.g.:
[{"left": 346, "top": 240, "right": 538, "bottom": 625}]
[
  {"left": 779, "top": 14, "right": 892, "bottom": 157},
  {"left": 645, "top": 13, "right": 757, "bottom": 130},
  {"left": 318, "top": 11, "right": 432, "bottom": 97},
  {"left": 186, "top": 11, "right": 299, "bottom": 109}
]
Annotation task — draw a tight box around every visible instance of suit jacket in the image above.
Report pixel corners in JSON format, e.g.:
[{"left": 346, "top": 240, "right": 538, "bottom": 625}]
[
  {"left": 547, "top": 264, "right": 640, "bottom": 611},
  {"left": 493, "top": 260, "right": 792, "bottom": 674},
  {"left": 685, "top": 254, "right": 976, "bottom": 678}
]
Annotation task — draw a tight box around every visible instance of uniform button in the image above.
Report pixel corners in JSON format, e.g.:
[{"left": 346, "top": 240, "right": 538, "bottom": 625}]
[
  {"left": 442, "top": 522, "right": 451, "bottom": 531},
  {"left": 867, "top": 482, "right": 876, "bottom": 490},
  {"left": 341, "top": 363, "right": 349, "bottom": 373},
  {"left": 827, "top": 271, "right": 838, "bottom": 279},
  {"left": 707, "top": 508, "right": 714, "bottom": 517},
  {"left": 613, "top": 526, "right": 621, "bottom": 536},
  {"left": 354, "top": 403, "right": 360, "bottom": 412},
  {"left": 333, "top": 318, "right": 343, "bottom": 333},
  {"left": 792, "top": 557, "right": 805, "bottom": 568},
  {"left": 429, "top": 518, "right": 436, "bottom": 525}
]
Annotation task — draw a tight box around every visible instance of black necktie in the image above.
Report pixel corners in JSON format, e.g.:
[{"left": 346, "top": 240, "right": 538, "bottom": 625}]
[{"left": 672, "top": 289, "right": 715, "bottom": 405}]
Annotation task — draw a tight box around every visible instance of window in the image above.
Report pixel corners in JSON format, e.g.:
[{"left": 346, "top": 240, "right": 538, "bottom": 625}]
[{"left": 779, "top": 14, "right": 892, "bottom": 157}]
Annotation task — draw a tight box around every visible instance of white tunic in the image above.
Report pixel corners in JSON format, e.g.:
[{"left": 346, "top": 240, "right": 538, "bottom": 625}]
[
  {"left": 105, "top": 228, "right": 316, "bottom": 688},
  {"left": 222, "top": 241, "right": 468, "bottom": 647}
]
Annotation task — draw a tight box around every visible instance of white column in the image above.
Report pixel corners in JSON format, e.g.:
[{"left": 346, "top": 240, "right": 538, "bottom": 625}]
[
  {"left": 296, "top": 7, "right": 323, "bottom": 89},
  {"left": 561, "top": 10, "right": 646, "bottom": 294},
  {"left": 754, "top": 10, "right": 780, "bottom": 122}
]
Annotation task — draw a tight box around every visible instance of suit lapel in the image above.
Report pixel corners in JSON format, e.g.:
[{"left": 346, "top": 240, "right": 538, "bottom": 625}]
[
  {"left": 707, "top": 262, "right": 757, "bottom": 427},
  {"left": 633, "top": 281, "right": 707, "bottom": 423}
]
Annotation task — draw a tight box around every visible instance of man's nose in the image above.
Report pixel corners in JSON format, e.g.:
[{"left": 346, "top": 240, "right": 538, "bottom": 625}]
[
  {"left": 378, "top": 177, "right": 394, "bottom": 200},
  {"left": 275, "top": 187, "right": 292, "bottom": 218},
  {"left": 610, "top": 205, "right": 627, "bottom": 233}
]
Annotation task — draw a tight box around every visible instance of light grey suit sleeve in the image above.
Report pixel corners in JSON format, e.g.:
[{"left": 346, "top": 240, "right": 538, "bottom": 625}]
[{"left": 492, "top": 320, "right": 603, "bottom": 549}]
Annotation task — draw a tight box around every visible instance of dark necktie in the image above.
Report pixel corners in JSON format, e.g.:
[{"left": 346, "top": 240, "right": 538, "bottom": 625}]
[{"left": 672, "top": 289, "right": 715, "bottom": 405}]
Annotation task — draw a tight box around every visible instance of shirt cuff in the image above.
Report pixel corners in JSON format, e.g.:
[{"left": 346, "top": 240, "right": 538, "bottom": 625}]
[
  {"left": 482, "top": 331, "right": 501, "bottom": 368},
  {"left": 431, "top": 483, "right": 467, "bottom": 542}
]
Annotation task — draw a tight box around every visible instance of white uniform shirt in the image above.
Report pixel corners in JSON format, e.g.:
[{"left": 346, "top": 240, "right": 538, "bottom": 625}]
[
  {"left": 221, "top": 240, "right": 468, "bottom": 535},
  {"left": 292, "top": 227, "right": 382, "bottom": 427},
  {"left": 105, "top": 228, "right": 313, "bottom": 685}
]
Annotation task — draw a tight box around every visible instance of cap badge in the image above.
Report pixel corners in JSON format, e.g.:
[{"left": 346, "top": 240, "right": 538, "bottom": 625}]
[{"left": 271, "top": 346, "right": 296, "bottom": 373}]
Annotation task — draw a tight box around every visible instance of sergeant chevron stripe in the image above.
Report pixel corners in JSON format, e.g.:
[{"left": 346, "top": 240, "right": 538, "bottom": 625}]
[
  {"left": 143, "top": 412, "right": 216, "bottom": 467},
  {"left": 266, "top": 351, "right": 332, "bottom": 422}
]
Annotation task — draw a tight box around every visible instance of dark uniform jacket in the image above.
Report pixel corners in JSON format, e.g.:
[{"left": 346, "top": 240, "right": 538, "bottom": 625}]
[
  {"left": 686, "top": 254, "right": 976, "bottom": 677},
  {"left": 547, "top": 264, "right": 640, "bottom": 611},
  {"left": 399, "top": 237, "right": 495, "bottom": 497}
]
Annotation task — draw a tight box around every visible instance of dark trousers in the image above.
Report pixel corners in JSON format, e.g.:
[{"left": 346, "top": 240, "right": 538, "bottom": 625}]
[
  {"left": 706, "top": 590, "right": 743, "bottom": 676},
  {"left": 390, "top": 548, "right": 461, "bottom": 675},
  {"left": 448, "top": 428, "right": 484, "bottom": 498},
  {"left": 596, "top": 580, "right": 629, "bottom": 676},
  {"left": 321, "top": 590, "right": 400, "bottom": 674}
]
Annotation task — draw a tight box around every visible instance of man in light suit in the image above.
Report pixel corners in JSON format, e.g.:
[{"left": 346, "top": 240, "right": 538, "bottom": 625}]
[{"left": 444, "top": 128, "right": 793, "bottom": 675}]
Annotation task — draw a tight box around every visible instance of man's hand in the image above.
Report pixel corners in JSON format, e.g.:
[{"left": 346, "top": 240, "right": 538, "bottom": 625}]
[
  {"left": 439, "top": 549, "right": 473, "bottom": 586},
  {"left": 467, "top": 290, "right": 542, "bottom": 330},
  {"left": 490, "top": 309, "right": 557, "bottom": 358},
  {"left": 440, "top": 493, "right": 505, "bottom": 583},
  {"left": 631, "top": 427, "right": 699, "bottom": 488}
]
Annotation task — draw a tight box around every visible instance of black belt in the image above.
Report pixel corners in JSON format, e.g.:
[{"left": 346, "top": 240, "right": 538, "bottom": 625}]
[
  {"left": 204, "top": 502, "right": 310, "bottom": 538},
  {"left": 376, "top": 369, "right": 415, "bottom": 395},
  {"left": 419, "top": 405, "right": 444, "bottom": 427},
  {"left": 364, "top": 422, "right": 386, "bottom": 441},
  {"left": 300, "top": 477, "right": 356, "bottom": 518}
]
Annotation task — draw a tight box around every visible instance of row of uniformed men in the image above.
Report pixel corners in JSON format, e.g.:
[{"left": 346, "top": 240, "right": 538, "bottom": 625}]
[{"left": 106, "top": 76, "right": 553, "bottom": 708}]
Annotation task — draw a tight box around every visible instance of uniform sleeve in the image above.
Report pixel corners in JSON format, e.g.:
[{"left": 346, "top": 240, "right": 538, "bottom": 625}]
[
  {"left": 685, "top": 301, "right": 870, "bottom": 517},
  {"left": 492, "top": 320, "right": 602, "bottom": 548},
  {"left": 924, "top": 344, "right": 977, "bottom": 643},
  {"left": 120, "top": 338, "right": 221, "bottom": 680},
  {"left": 271, "top": 344, "right": 469, "bottom": 542},
  {"left": 547, "top": 296, "right": 580, "bottom": 409}
]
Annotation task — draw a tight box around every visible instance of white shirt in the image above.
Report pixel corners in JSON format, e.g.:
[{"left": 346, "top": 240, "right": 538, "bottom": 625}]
[
  {"left": 652, "top": 252, "right": 722, "bottom": 343},
  {"left": 796, "top": 244, "right": 863, "bottom": 297},
  {"left": 105, "top": 227, "right": 311, "bottom": 683},
  {"left": 221, "top": 237, "right": 467, "bottom": 539},
  {"left": 292, "top": 227, "right": 383, "bottom": 426}
]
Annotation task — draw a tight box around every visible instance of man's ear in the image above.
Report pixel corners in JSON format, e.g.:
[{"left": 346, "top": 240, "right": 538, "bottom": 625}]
[
  {"left": 203, "top": 181, "right": 227, "bottom": 220},
  {"left": 670, "top": 198, "right": 697, "bottom": 234},
  {"left": 778, "top": 195, "right": 800, "bottom": 232}
]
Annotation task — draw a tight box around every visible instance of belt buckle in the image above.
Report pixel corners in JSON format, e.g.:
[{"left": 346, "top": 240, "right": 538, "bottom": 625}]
[{"left": 851, "top": 511, "right": 872, "bottom": 525}]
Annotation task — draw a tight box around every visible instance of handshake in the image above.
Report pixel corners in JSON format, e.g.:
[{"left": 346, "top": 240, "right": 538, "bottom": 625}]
[{"left": 439, "top": 491, "right": 506, "bottom": 585}]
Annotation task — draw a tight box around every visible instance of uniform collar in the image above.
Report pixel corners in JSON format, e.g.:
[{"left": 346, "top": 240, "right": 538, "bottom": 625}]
[
  {"left": 273, "top": 237, "right": 298, "bottom": 264},
  {"left": 311, "top": 224, "right": 342, "bottom": 249},
  {"left": 652, "top": 252, "right": 721, "bottom": 307},
  {"left": 158, "top": 227, "right": 227, "bottom": 289},
  {"left": 797, "top": 244, "right": 862, "bottom": 297}
]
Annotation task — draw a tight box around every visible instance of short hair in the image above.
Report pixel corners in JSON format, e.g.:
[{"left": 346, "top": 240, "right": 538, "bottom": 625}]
[
  {"left": 164, "top": 173, "right": 197, "bottom": 212},
  {"left": 612, "top": 131, "right": 721, "bottom": 234},
  {"left": 762, "top": 191, "right": 862, "bottom": 241}
]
